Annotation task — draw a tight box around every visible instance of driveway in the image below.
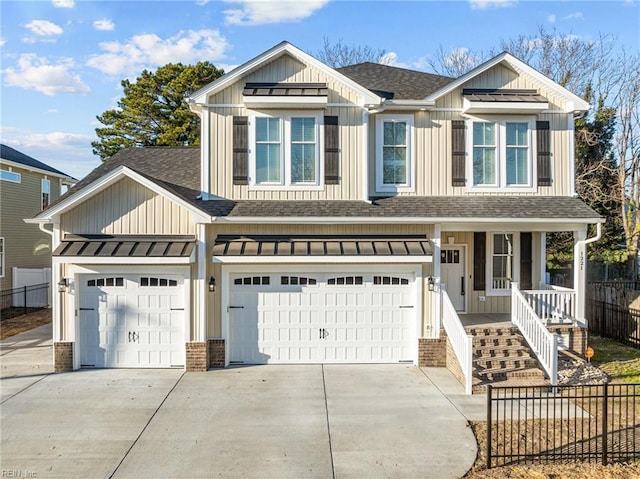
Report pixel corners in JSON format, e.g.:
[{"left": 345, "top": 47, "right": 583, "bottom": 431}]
[{"left": 1, "top": 327, "right": 477, "bottom": 479}]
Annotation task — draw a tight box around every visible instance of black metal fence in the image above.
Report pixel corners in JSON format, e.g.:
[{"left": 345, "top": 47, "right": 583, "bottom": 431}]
[
  {"left": 589, "top": 300, "right": 640, "bottom": 348},
  {"left": 0, "top": 283, "right": 50, "bottom": 320},
  {"left": 487, "top": 384, "right": 640, "bottom": 468}
]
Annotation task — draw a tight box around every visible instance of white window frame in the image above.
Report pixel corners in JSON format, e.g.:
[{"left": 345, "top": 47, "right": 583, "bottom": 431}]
[
  {"left": 0, "top": 238, "right": 4, "bottom": 278},
  {"left": 248, "top": 112, "right": 324, "bottom": 191},
  {"left": 375, "top": 114, "right": 415, "bottom": 193},
  {"left": 486, "top": 232, "right": 520, "bottom": 296},
  {"left": 42, "top": 177, "right": 51, "bottom": 210},
  {"left": 466, "top": 116, "right": 536, "bottom": 192},
  {"left": 0, "top": 169, "right": 21, "bottom": 183}
]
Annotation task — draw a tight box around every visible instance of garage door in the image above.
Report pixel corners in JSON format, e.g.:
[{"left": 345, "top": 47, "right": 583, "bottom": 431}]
[
  {"left": 228, "top": 271, "right": 417, "bottom": 364},
  {"left": 78, "top": 274, "right": 185, "bottom": 368}
]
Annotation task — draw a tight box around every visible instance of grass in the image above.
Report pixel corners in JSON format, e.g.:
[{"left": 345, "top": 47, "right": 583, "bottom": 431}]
[
  {"left": 588, "top": 335, "right": 640, "bottom": 384},
  {"left": 0, "top": 308, "right": 51, "bottom": 340}
]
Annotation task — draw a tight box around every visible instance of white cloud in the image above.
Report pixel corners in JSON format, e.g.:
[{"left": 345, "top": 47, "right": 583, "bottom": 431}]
[
  {"left": 93, "top": 19, "right": 115, "bottom": 31},
  {"left": 0, "top": 38, "right": 6, "bottom": 47},
  {"left": 46, "top": 109, "right": 59, "bottom": 113},
  {"left": 3, "top": 54, "right": 90, "bottom": 96},
  {"left": 86, "top": 29, "right": 230, "bottom": 76},
  {"left": 23, "top": 20, "right": 63, "bottom": 43},
  {"left": 52, "top": 0, "right": 75, "bottom": 8},
  {"left": 223, "top": 0, "right": 329, "bottom": 25},
  {"left": 547, "top": 14, "right": 556, "bottom": 23},
  {"left": 196, "top": 0, "right": 211, "bottom": 4},
  {"left": 469, "top": 0, "right": 516, "bottom": 10},
  {"left": 563, "top": 12, "right": 584, "bottom": 20}
]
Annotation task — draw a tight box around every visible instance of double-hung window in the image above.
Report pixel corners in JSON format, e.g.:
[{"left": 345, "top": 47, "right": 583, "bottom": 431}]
[
  {"left": 491, "top": 233, "right": 514, "bottom": 291},
  {"left": 469, "top": 118, "right": 534, "bottom": 190},
  {"left": 41, "top": 178, "right": 51, "bottom": 210},
  {"left": 376, "top": 115, "right": 414, "bottom": 192},
  {"left": 251, "top": 114, "right": 321, "bottom": 189}
]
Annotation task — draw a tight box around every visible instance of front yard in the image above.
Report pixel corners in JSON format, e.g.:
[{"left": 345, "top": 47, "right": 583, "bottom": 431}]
[{"left": 0, "top": 308, "right": 51, "bottom": 340}]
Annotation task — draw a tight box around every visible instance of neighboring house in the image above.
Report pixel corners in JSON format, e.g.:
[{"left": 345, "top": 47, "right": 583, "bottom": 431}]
[
  {"left": 32, "top": 42, "right": 601, "bottom": 392},
  {"left": 0, "top": 144, "right": 75, "bottom": 291}
]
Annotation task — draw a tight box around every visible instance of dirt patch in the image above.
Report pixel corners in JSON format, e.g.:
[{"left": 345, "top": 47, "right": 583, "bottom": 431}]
[{"left": 0, "top": 309, "right": 52, "bottom": 340}]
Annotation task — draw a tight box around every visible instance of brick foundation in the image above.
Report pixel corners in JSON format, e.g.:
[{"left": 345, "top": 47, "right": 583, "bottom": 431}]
[
  {"left": 548, "top": 325, "right": 587, "bottom": 355},
  {"left": 54, "top": 342, "right": 73, "bottom": 372},
  {"left": 208, "top": 339, "right": 225, "bottom": 368},
  {"left": 185, "top": 342, "right": 209, "bottom": 372},
  {"left": 418, "top": 331, "right": 446, "bottom": 367}
]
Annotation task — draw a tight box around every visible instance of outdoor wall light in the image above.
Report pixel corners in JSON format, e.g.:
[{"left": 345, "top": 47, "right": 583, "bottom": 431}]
[
  {"left": 58, "top": 278, "right": 68, "bottom": 293},
  {"left": 427, "top": 276, "right": 435, "bottom": 292},
  {"left": 208, "top": 276, "right": 216, "bottom": 293}
]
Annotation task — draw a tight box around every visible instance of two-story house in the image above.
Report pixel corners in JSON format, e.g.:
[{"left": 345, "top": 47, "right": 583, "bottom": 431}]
[
  {"left": 1, "top": 144, "right": 75, "bottom": 292},
  {"left": 32, "top": 42, "right": 601, "bottom": 392}
]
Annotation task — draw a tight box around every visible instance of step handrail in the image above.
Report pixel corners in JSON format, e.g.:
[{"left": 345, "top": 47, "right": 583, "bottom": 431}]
[
  {"left": 511, "top": 282, "right": 558, "bottom": 386},
  {"left": 440, "top": 284, "right": 474, "bottom": 394}
]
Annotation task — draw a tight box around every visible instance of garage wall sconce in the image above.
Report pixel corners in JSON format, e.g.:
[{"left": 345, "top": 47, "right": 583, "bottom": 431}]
[
  {"left": 208, "top": 276, "right": 216, "bottom": 293},
  {"left": 58, "top": 278, "right": 68, "bottom": 293},
  {"left": 427, "top": 276, "right": 435, "bottom": 292}
]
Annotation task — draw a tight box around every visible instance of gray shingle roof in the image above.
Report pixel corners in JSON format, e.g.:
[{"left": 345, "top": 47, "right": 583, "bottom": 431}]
[
  {"left": 1, "top": 143, "right": 75, "bottom": 179},
  {"left": 337, "top": 63, "right": 454, "bottom": 100}
]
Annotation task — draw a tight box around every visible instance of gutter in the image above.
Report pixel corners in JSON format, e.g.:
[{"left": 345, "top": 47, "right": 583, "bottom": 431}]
[{"left": 584, "top": 222, "right": 602, "bottom": 245}]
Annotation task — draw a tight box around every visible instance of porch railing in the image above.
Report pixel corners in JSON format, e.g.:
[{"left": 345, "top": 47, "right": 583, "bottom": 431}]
[
  {"left": 511, "top": 282, "right": 558, "bottom": 386},
  {"left": 522, "top": 285, "right": 577, "bottom": 323},
  {"left": 440, "top": 284, "right": 474, "bottom": 395}
]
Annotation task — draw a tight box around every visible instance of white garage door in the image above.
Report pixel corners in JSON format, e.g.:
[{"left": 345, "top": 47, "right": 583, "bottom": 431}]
[
  {"left": 228, "top": 271, "right": 417, "bottom": 364},
  {"left": 78, "top": 274, "right": 185, "bottom": 368}
]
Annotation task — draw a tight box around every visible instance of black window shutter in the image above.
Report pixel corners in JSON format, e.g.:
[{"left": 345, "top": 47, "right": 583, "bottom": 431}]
[
  {"left": 520, "top": 232, "right": 533, "bottom": 290},
  {"left": 232, "top": 116, "right": 249, "bottom": 185},
  {"left": 536, "top": 121, "right": 551, "bottom": 186},
  {"left": 324, "top": 116, "right": 339, "bottom": 184},
  {"left": 451, "top": 120, "right": 466, "bottom": 187},
  {"left": 473, "top": 232, "right": 486, "bottom": 291}
]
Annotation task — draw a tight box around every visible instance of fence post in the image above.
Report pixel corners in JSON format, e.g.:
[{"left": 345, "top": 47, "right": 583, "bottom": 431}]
[
  {"left": 602, "top": 300, "right": 607, "bottom": 337},
  {"left": 602, "top": 383, "right": 608, "bottom": 465},
  {"left": 23, "top": 285, "right": 27, "bottom": 316},
  {"left": 486, "top": 385, "right": 492, "bottom": 469}
]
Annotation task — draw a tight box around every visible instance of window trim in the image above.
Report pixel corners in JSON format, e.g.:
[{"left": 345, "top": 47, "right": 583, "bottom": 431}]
[
  {"left": 466, "top": 116, "right": 537, "bottom": 192},
  {"left": 248, "top": 111, "right": 324, "bottom": 191},
  {"left": 0, "top": 169, "right": 21, "bottom": 183},
  {"left": 0, "top": 238, "right": 4, "bottom": 278},
  {"left": 41, "top": 177, "right": 51, "bottom": 210},
  {"left": 486, "top": 232, "right": 521, "bottom": 296},
  {"left": 375, "top": 114, "right": 415, "bottom": 193}
]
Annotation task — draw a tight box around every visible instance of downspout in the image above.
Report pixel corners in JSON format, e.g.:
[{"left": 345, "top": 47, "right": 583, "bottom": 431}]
[
  {"left": 362, "top": 109, "right": 369, "bottom": 202},
  {"left": 584, "top": 221, "right": 602, "bottom": 245}
]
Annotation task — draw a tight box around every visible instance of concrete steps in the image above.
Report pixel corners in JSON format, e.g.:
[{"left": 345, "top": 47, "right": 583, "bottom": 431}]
[{"left": 467, "top": 326, "right": 549, "bottom": 394}]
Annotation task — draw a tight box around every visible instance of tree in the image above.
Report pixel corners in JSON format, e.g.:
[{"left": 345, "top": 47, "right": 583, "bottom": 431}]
[
  {"left": 316, "top": 36, "right": 390, "bottom": 68},
  {"left": 92, "top": 62, "right": 224, "bottom": 161},
  {"left": 426, "top": 45, "right": 483, "bottom": 77}
]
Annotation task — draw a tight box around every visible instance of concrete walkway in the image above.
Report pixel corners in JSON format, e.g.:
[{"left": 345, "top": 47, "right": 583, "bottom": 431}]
[{"left": 1, "top": 326, "right": 478, "bottom": 479}]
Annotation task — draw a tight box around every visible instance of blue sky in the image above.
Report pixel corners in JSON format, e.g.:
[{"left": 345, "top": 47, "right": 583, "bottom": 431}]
[{"left": 1, "top": 0, "right": 638, "bottom": 181}]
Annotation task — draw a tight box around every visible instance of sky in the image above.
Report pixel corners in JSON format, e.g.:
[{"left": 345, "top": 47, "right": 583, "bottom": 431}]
[{"left": 1, "top": 0, "right": 638, "bottom": 182}]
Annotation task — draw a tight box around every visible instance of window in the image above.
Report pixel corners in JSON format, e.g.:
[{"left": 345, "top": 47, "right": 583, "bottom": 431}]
[
  {"left": 0, "top": 169, "right": 21, "bottom": 183},
  {"left": 0, "top": 238, "right": 4, "bottom": 278},
  {"left": 140, "top": 277, "right": 178, "bottom": 287},
  {"left": 376, "top": 115, "right": 414, "bottom": 192},
  {"left": 373, "top": 276, "right": 409, "bottom": 285},
  {"left": 327, "top": 276, "right": 363, "bottom": 285},
  {"left": 251, "top": 114, "right": 321, "bottom": 188},
  {"left": 281, "top": 276, "right": 317, "bottom": 285},
  {"left": 469, "top": 118, "right": 534, "bottom": 190},
  {"left": 233, "top": 276, "right": 270, "bottom": 286},
  {"left": 87, "top": 277, "right": 124, "bottom": 287},
  {"left": 41, "top": 178, "right": 51, "bottom": 210},
  {"left": 491, "top": 234, "right": 514, "bottom": 291}
]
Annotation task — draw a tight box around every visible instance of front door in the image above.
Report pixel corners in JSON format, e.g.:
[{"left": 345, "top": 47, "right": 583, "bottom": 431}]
[{"left": 441, "top": 247, "right": 465, "bottom": 312}]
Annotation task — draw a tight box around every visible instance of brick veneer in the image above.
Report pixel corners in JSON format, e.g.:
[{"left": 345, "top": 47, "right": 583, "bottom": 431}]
[
  {"left": 54, "top": 342, "right": 73, "bottom": 372},
  {"left": 185, "top": 342, "right": 209, "bottom": 372},
  {"left": 208, "top": 339, "right": 225, "bottom": 368},
  {"left": 548, "top": 325, "right": 587, "bottom": 355},
  {"left": 418, "top": 332, "right": 447, "bottom": 367}
]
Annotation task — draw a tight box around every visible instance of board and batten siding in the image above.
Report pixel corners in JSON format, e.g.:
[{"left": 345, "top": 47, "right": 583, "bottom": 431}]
[
  {"left": 60, "top": 177, "right": 195, "bottom": 236},
  {"left": 205, "top": 223, "right": 436, "bottom": 339},
  {"left": 0, "top": 166, "right": 61, "bottom": 290}
]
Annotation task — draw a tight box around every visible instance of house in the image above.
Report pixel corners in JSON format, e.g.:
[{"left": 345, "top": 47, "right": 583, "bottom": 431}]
[
  {"left": 31, "top": 42, "right": 601, "bottom": 392},
  {"left": 1, "top": 144, "right": 75, "bottom": 291}
]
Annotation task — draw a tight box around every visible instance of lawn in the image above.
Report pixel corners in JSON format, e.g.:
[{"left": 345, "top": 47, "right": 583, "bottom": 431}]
[{"left": 589, "top": 335, "right": 640, "bottom": 384}]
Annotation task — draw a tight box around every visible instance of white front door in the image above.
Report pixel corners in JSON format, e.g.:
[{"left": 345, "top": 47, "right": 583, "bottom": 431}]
[
  {"left": 441, "top": 247, "right": 465, "bottom": 312},
  {"left": 78, "top": 274, "right": 185, "bottom": 368},
  {"left": 227, "top": 271, "right": 417, "bottom": 364}
]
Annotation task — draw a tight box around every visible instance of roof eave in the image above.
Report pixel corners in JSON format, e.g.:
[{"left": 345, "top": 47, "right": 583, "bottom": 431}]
[{"left": 0, "top": 158, "right": 77, "bottom": 182}]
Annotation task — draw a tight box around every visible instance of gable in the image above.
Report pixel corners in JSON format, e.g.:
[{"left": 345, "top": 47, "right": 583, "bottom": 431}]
[{"left": 60, "top": 177, "right": 196, "bottom": 236}]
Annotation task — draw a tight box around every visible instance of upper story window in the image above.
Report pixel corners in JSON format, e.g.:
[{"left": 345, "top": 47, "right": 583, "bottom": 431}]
[
  {"left": 376, "top": 115, "right": 414, "bottom": 192},
  {"left": 250, "top": 113, "right": 322, "bottom": 190},
  {"left": 469, "top": 118, "right": 534, "bottom": 191},
  {"left": 41, "top": 178, "right": 51, "bottom": 210},
  {"left": 0, "top": 169, "right": 21, "bottom": 183}
]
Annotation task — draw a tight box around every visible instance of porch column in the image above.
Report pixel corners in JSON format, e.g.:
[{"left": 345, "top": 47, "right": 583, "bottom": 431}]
[
  {"left": 540, "top": 232, "right": 547, "bottom": 287},
  {"left": 573, "top": 229, "right": 587, "bottom": 322},
  {"left": 196, "top": 223, "right": 207, "bottom": 342},
  {"left": 433, "top": 224, "right": 442, "bottom": 335}
]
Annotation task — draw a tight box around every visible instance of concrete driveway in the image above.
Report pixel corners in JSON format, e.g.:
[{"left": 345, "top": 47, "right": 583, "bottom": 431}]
[{"left": 1, "top": 326, "right": 477, "bottom": 479}]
